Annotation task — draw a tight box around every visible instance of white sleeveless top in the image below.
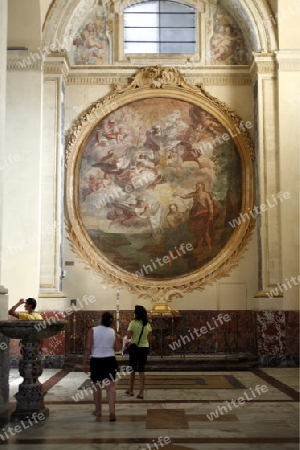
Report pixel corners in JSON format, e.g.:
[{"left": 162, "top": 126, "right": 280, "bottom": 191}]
[{"left": 91, "top": 325, "right": 116, "bottom": 358}]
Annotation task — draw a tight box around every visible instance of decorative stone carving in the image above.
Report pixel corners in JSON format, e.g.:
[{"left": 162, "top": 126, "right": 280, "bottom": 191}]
[
  {"left": 251, "top": 53, "right": 277, "bottom": 77},
  {"left": 43, "top": 57, "right": 69, "bottom": 79},
  {"left": 64, "top": 71, "right": 252, "bottom": 86}
]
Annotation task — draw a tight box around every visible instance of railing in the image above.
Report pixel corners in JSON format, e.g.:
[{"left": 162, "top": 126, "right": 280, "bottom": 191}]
[{"left": 64, "top": 310, "right": 257, "bottom": 357}]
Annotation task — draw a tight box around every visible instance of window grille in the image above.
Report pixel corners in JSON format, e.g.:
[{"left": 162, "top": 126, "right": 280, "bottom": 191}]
[{"left": 124, "top": 1, "right": 196, "bottom": 54}]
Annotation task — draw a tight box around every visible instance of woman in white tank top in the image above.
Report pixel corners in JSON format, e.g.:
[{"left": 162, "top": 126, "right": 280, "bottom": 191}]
[{"left": 83, "top": 312, "right": 122, "bottom": 421}]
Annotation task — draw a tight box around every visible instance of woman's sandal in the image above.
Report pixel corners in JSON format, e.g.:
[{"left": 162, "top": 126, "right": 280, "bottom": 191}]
[
  {"left": 125, "top": 390, "right": 134, "bottom": 396},
  {"left": 136, "top": 394, "right": 144, "bottom": 399}
]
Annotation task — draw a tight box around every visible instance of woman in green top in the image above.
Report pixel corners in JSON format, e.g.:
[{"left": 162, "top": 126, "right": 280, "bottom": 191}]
[{"left": 126, "top": 305, "right": 152, "bottom": 399}]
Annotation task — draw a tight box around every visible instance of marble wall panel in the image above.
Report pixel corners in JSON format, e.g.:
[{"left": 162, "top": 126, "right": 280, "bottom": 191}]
[
  {"left": 256, "top": 310, "right": 286, "bottom": 355},
  {"left": 8, "top": 310, "right": 298, "bottom": 367},
  {"left": 64, "top": 310, "right": 257, "bottom": 356}
]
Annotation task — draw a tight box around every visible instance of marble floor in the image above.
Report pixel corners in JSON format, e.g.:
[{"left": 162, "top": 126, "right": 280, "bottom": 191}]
[{"left": 0, "top": 367, "right": 299, "bottom": 450}]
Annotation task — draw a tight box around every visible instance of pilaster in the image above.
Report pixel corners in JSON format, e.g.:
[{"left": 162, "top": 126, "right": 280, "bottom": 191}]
[
  {"left": 275, "top": 50, "right": 300, "bottom": 310},
  {"left": 251, "top": 53, "right": 283, "bottom": 308},
  {"left": 39, "top": 56, "right": 69, "bottom": 303}
]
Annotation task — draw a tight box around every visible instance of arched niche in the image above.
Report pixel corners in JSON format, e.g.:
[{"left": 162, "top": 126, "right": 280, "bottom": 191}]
[{"left": 42, "top": 0, "right": 278, "bottom": 62}]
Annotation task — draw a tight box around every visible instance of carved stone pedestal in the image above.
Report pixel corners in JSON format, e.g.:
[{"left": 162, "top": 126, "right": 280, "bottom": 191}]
[
  {"left": 0, "top": 320, "right": 66, "bottom": 422},
  {"left": 12, "top": 340, "right": 47, "bottom": 421}
]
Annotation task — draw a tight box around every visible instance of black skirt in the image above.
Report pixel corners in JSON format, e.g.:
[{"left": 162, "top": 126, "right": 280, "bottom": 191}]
[{"left": 90, "top": 356, "right": 118, "bottom": 384}]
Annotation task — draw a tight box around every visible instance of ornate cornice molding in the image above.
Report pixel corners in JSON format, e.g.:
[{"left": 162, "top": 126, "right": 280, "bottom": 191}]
[
  {"left": 250, "top": 53, "right": 277, "bottom": 79},
  {"left": 7, "top": 50, "right": 43, "bottom": 71},
  {"left": 65, "top": 72, "right": 252, "bottom": 86},
  {"left": 275, "top": 50, "right": 300, "bottom": 72},
  {"left": 40, "top": 52, "right": 253, "bottom": 84},
  {"left": 43, "top": 54, "right": 70, "bottom": 80},
  {"left": 187, "top": 74, "right": 252, "bottom": 86},
  {"left": 9, "top": 46, "right": 252, "bottom": 85}
]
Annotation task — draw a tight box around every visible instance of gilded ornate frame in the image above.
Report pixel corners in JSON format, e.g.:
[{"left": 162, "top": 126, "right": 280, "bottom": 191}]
[{"left": 65, "top": 66, "right": 254, "bottom": 302}]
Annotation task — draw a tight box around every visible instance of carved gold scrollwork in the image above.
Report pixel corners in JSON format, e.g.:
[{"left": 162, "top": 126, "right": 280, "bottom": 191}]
[{"left": 65, "top": 66, "right": 254, "bottom": 300}]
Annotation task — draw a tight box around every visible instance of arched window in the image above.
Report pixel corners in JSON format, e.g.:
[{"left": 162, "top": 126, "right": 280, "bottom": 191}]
[{"left": 124, "top": 1, "right": 196, "bottom": 54}]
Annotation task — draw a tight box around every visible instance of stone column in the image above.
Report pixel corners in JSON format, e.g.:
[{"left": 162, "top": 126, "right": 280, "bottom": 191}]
[
  {"left": 251, "top": 53, "right": 283, "bottom": 309},
  {"left": 0, "top": 0, "right": 9, "bottom": 413}
]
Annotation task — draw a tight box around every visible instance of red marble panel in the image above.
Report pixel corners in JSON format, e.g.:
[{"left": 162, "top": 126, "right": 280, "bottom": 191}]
[
  {"left": 256, "top": 311, "right": 285, "bottom": 355},
  {"left": 41, "top": 311, "right": 66, "bottom": 356},
  {"left": 9, "top": 309, "right": 298, "bottom": 360}
]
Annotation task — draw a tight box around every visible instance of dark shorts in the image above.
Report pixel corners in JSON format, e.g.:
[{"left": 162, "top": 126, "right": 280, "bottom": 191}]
[
  {"left": 129, "top": 347, "right": 149, "bottom": 373},
  {"left": 90, "top": 356, "right": 118, "bottom": 384}
]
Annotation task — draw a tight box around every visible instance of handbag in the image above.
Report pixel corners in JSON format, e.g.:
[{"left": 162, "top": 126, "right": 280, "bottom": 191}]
[{"left": 128, "top": 325, "right": 144, "bottom": 356}]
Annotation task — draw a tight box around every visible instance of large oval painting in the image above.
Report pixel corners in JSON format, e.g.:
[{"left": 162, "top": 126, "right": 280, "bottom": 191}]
[{"left": 78, "top": 97, "right": 242, "bottom": 280}]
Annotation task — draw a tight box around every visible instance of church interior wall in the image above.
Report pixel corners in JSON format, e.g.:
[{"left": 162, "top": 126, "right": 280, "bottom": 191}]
[{"left": 2, "top": 0, "right": 299, "bottom": 370}]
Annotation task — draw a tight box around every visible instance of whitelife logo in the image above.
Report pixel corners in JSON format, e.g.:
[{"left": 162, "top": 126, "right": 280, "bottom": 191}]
[
  {"left": 0, "top": 413, "right": 45, "bottom": 441},
  {"left": 228, "top": 191, "right": 290, "bottom": 228},
  {"left": 92, "top": 171, "right": 156, "bottom": 209},
  {"left": 34, "top": 295, "right": 96, "bottom": 332},
  {"left": 134, "top": 243, "right": 193, "bottom": 278},
  {"left": 169, "top": 313, "right": 231, "bottom": 351},
  {"left": 267, "top": 274, "right": 300, "bottom": 298},
  {"left": 71, "top": 366, "right": 133, "bottom": 402},
  {"left": 140, "top": 436, "right": 172, "bottom": 450},
  {"left": 191, "top": 120, "right": 253, "bottom": 158},
  {"left": 206, "top": 384, "right": 268, "bottom": 421},
  {"left": 0, "top": 153, "right": 20, "bottom": 171}
]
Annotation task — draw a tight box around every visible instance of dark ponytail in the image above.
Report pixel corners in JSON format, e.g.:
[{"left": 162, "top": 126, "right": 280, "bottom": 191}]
[
  {"left": 101, "top": 312, "right": 113, "bottom": 327},
  {"left": 135, "top": 305, "right": 148, "bottom": 326}
]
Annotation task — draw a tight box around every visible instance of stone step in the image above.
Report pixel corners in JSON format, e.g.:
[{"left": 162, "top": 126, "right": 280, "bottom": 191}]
[{"left": 64, "top": 353, "right": 258, "bottom": 372}]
